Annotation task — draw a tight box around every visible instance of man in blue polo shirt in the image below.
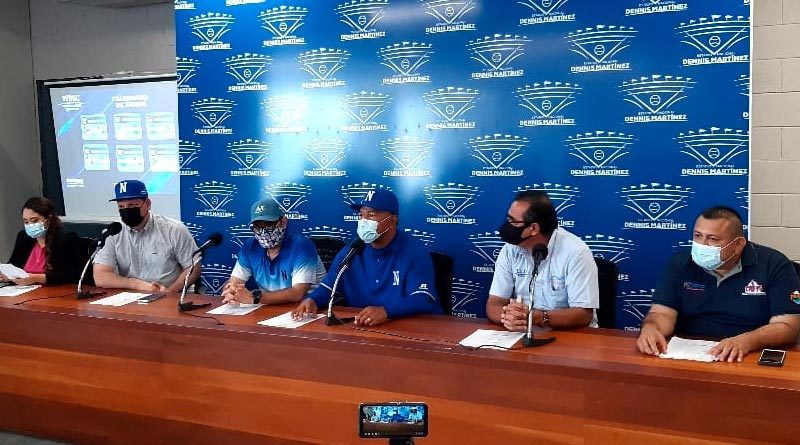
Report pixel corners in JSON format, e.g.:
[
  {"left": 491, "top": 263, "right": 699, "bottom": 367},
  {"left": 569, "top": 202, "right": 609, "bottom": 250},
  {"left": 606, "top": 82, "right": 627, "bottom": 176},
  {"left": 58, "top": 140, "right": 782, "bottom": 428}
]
[
  {"left": 221, "top": 198, "right": 325, "bottom": 305},
  {"left": 291, "top": 188, "right": 441, "bottom": 326},
  {"left": 637, "top": 206, "right": 800, "bottom": 362}
]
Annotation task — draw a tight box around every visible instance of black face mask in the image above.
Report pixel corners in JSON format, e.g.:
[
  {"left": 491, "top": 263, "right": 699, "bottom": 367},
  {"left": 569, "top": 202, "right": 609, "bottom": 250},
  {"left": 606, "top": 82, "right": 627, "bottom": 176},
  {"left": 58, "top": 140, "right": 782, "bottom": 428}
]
[
  {"left": 119, "top": 207, "right": 145, "bottom": 228},
  {"left": 499, "top": 221, "right": 531, "bottom": 245}
]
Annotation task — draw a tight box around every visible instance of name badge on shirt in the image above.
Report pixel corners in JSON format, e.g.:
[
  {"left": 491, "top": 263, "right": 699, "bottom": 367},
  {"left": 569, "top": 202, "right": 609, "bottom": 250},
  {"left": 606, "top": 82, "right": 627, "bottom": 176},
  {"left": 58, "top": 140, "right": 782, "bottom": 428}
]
[
  {"left": 683, "top": 281, "right": 706, "bottom": 292},
  {"left": 550, "top": 275, "right": 566, "bottom": 291}
]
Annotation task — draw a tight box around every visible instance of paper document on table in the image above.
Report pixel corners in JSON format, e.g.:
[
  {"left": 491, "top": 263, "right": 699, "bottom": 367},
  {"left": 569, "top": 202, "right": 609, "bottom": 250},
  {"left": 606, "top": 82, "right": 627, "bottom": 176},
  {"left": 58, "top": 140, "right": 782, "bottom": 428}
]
[
  {"left": 659, "top": 336, "right": 719, "bottom": 362},
  {"left": 258, "top": 311, "right": 323, "bottom": 329},
  {"left": 459, "top": 329, "right": 525, "bottom": 350},
  {"left": 0, "top": 285, "right": 41, "bottom": 297},
  {"left": 90, "top": 292, "right": 150, "bottom": 307},
  {"left": 207, "top": 303, "right": 263, "bottom": 316},
  {"left": 0, "top": 263, "right": 29, "bottom": 279}
]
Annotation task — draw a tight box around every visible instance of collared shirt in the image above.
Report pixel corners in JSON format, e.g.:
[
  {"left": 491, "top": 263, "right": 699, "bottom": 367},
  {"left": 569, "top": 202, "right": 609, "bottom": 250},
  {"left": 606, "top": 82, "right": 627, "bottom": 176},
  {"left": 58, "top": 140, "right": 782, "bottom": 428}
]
[
  {"left": 489, "top": 227, "right": 600, "bottom": 326},
  {"left": 94, "top": 214, "right": 197, "bottom": 286},
  {"left": 231, "top": 230, "right": 325, "bottom": 292},
  {"left": 652, "top": 242, "right": 800, "bottom": 339},
  {"left": 308, "top": 230, "right": 441, "bottom": 318}
]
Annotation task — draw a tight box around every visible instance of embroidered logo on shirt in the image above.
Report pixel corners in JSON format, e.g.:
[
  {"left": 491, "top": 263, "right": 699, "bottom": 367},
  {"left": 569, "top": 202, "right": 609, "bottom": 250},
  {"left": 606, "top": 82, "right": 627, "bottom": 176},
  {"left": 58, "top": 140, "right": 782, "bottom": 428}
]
[
  {"left": 392, "top": 270, "right": 400, "bottom": 286},
  {"left": 683, "top": 281, "right": 706, "bottom": 292},
  {"left": 281, "top": 270, "right": 288, "bottom": 281},
  {"left": 791, "top": 290, "right": 800, "bottom": 305},
  {"left": 742, "top": 280, "right": 766, "bottom": 296},
  {"left": 419, "top": 283, "right": 428, "bottom": 290}
]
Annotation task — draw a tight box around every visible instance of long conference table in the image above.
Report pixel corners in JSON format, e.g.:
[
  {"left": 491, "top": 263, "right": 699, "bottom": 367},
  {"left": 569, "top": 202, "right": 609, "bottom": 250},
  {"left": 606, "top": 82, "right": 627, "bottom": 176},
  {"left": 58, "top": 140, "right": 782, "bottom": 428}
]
[{"left": 1, "top": 285, "right": 799, "bottom": 445}]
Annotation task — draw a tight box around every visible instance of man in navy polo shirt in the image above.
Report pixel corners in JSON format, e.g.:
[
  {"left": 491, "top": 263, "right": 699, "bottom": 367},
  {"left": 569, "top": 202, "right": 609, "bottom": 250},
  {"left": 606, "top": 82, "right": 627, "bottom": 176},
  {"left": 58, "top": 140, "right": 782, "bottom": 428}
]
[
  {"left": 221, "top": 198, "right": 325, "bottom": 305},
  {"left": 291, "top": 188, "right": 441, "bottom": 326},
  {"left": 637, "top": 206, "right": 800, "bottom": 362}
]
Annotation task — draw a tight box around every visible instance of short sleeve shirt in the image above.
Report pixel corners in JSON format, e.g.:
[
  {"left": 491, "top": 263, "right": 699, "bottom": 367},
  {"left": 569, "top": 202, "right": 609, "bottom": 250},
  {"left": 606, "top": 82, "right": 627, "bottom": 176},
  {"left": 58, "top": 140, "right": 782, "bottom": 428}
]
[{"left": 231, "top": 230, "right": 325, "bottom": 292}]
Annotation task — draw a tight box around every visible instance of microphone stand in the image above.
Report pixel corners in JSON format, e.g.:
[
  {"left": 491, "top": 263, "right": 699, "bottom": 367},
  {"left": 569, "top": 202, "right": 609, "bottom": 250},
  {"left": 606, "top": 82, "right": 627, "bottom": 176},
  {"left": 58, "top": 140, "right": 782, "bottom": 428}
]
[
  {"left": 325, "top": 261, "right": 355, "bottom": 325},
  {"left": 178, "top": 253, "right": 209, "bottom": 312},
  {"left": 76, "top": 239, "right": 107, "bottom": 300},
  {"left": 522, "top": 258, "right": 555, "bottom": 348}
]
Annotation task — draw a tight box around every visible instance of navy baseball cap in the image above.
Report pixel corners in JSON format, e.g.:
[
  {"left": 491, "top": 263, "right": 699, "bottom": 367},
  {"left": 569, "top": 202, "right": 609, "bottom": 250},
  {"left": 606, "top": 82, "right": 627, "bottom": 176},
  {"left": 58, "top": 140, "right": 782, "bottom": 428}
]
[
  {"left": 350, "top": 189, "right": 399, "bottom": 215},
  {"left": 110, "top": 180, "right": 149, "bottom": 202},
  {"left": 250, "top": 198, "right": 284, "bottom": 224}
]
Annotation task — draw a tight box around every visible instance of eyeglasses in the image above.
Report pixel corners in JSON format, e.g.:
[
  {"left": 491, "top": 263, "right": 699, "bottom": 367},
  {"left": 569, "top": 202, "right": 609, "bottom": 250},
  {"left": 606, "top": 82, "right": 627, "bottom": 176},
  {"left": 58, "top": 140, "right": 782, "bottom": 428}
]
[
  {"left": 251, "top": 221, "right": 279, "bottom": 230},
  {"left": 506, "top": 216, "right": 532, "bottom": 226}
]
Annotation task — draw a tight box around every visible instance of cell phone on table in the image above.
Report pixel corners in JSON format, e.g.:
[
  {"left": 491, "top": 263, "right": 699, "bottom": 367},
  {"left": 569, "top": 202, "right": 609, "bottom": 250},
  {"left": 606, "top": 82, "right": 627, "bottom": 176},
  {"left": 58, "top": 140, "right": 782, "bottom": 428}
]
[
  {"left": 359, "top": 402, "right": 428, "bottom": 439},
  {"left": 757, "top": 349, "right": 786, "bottom": 367},
  {"left": 137, "top": 293, "right": 165, "bottom": 304}
]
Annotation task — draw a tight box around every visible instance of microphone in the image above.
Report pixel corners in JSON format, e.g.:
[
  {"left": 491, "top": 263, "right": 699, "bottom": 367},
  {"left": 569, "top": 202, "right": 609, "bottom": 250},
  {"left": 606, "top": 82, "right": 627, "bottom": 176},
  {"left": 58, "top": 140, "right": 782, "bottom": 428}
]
[
  {"left": 326, "top": 239, "right": 365, "bottom": 326},
  {"left": 179, "top": 233, "right": 223, "bottom": 312},
  {"left": 193, "top": 232, "right": 223, "bottom": 255},
  {"left": 76, "top": 222, "right": 122, "bottom": 299},
  {"left": 522, "top": 243, "right": 555, "bottom": 348}
]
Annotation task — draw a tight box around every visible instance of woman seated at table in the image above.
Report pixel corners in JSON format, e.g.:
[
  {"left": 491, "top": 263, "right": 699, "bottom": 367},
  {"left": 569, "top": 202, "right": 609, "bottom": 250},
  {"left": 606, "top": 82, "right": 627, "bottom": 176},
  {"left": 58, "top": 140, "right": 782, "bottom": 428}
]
[{"left": 0, "top": 197, "right": 87, "bottom": 285}]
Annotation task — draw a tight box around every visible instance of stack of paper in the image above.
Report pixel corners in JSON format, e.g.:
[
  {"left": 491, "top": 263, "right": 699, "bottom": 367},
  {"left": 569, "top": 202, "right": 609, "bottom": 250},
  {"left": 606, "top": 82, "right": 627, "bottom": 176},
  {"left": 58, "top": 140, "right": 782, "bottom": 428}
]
[
  {"left": 90, "top": 292, "right": 150, "bottom": 307},
  {"left": 258, "top": 311, "right": 323, "bottom": 329},
  {"left": 0, "top": 285, "right": 41, "bottom": 297},
  {"left": 207, "top": 303, "right": 263, "bottom": 316},
  {"left": 459, "top": 329, "right": 525, "bottom": 350},
  {"left": 0, "top": 263, "right": 29, "bottom": 280},
  {"left": 659, "top": 336, "right": 719, "bottom": 362}
]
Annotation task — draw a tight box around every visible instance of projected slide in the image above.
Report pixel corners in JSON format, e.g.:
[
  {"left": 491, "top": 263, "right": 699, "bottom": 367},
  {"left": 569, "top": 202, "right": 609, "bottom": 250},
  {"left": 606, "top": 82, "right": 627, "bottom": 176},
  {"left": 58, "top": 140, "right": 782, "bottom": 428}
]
[{"left": 50, "top": 79, "right": 180, "bottom": 220}]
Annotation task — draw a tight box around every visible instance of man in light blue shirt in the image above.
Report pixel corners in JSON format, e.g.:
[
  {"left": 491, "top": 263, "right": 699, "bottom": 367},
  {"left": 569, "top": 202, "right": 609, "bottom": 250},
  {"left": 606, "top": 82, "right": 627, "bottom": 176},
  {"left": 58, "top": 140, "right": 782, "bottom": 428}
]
[
  {"left": 221, "top": 198, "right": 325, "bottom": 305},
  {"left": 487, "top": 190, "right": 599, "bottom": 330}
]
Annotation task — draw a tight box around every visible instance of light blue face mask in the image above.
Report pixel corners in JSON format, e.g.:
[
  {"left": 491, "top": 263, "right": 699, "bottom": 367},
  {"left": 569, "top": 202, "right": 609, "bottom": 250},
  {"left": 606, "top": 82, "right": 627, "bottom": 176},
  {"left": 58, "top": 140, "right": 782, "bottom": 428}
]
[
  {"left": 356, "top": 215, "right": 391, "bottom": 244},
  {"left": 24, "top": 222, "right": 46, "bottom": 239},
  {"left": 691, "top": 237, "right": 741, "bottom": 270}
]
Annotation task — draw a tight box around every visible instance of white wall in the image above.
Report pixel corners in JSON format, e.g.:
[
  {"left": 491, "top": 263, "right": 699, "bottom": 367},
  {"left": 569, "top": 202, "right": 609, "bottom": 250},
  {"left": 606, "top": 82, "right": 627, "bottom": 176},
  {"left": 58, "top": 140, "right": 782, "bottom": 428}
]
[
  {"left": 0, "top": 0, "right": 39, "bottom": 256},
  {"left": 29, "top": 0, "right": 175, "bottom": 79},
  {"left": 751, "top": 0, "right": 800, "bottom": 260}
]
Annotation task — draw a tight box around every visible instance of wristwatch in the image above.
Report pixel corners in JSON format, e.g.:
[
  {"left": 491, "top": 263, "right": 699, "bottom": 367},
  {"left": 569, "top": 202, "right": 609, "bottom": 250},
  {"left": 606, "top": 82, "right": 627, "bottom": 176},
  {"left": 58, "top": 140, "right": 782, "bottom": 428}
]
[
  {"left": 251, "top": 289, "right": 262, "bottom": 304},
  {"left": 541, "top": 310, "right": 550, "bottom": 328}
]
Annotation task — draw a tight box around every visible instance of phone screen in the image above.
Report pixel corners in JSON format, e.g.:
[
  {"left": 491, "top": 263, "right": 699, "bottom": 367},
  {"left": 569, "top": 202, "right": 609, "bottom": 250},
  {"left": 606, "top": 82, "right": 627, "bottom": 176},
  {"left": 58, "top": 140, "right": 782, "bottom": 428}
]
[
  {"left": 359, "top": 403, "right": 428, "bottom": 438},
  {"left": 759, "top": 349, "right": 785, "bottom": 365}
]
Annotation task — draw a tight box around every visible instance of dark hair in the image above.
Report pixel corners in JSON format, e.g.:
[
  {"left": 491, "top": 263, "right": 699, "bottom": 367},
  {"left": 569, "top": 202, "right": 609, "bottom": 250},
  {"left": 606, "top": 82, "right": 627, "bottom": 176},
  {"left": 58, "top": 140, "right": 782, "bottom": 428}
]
[
  {"left": 698, "top": 205, "right": 744, "bottom": 237},
  {"left": 22, "top": 197, "right": 62, "bottom": 271},
  {"left": 514, "top": 190, "right": 558, "bottom": 236}
]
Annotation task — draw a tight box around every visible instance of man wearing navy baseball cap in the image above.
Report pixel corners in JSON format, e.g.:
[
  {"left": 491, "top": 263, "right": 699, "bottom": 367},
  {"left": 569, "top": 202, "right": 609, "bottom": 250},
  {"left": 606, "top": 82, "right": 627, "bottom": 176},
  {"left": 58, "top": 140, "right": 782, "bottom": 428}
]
[
  {"left": 292, "top": 188, "right": 441, "bottom": 326},
  {"left": 93, "top": 180, "right": 200, "bottom": 293},
  {"left": 220, "top": 198, "right": 326, "bottom": 306}
]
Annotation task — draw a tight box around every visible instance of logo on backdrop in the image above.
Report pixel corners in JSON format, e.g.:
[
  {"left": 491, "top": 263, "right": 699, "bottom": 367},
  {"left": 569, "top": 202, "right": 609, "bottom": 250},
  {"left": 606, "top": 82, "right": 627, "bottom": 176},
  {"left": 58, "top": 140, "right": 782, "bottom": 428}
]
[
  {"left": 189, "top": 13, "right": 234, "bottom": 51},
  {"left": 566, "top": 25, "right": 636, "bottom": 73},
  {"left": 519, "top": 0, "right": 575, "bottom": 26},
  {"left": 264, "top": 183, "right": 311, "bottom": 220},
  {"left": 469, "top": 134, "right": 527, "bottom": 177},
  {"left": 516, "top": 184, "right": 578, "bottom": 228},
  {"left": 304, "top": 138, "right": 349, "bottom": 177},
  {"left": 174, "top": 0, "right": 195, "bottom": 10},
  {"left": 228, "top": 224, "right": 254, "bottom": 248},
  {"left": 201, "top": 263, "right": 233, "bottom": 295},
  {"left": 620, "top": 182, "right": 692, "bottom": 230},
  {"left": 258, "top": 6, "right": 307, "bottom": 47},
  {"left": 737, "top": 74, "right": 750, "bottom": 120},
  {"left": 191, "top": 98, "right": 235, "bottom": 135},
  {"left": 341, "top": 91, "right": 391, "bottom": 132},
  {"left": 379, "top": 42, "right": 433, "bottom": 85},
  {"left": 404, "top": 228, "right": 436, "bottom": 247},
  {"left": 224, "top": 53, "right": 271, "bottom": 92},
  {"left": 425, "top": 183, "right": 479, "bottom": 225},
  {"left": 517, "top": 81, "right": 581, "bottom": 127},
  {"left": 677, "top": 15, "right": 750, "bottom": 66},
  {"left": 423, "top": 87, "right": 479, "bottom": 130},
  {"left": 566, "top": 131, "right": 633, "bottom": 177},
  {"left": 673, "top": 239, "right": 692, "bottom": 251},
  {"left": 341, "top": 182, "right": 394, "bottom": 222},
  {"left": 338, "top": 0, "right": 389, "bottom": 41},
  {"left": 301, "top": 226, "right": 352, "bottom": 243},
  {"left": 621, "top": 74, "right": 694, "bottom": 123},
  {"left": 422, "top": 0, "right": 477, "bottom": 34},
  {"left": 451, "top": 278, "right": 483, "bottom": 318},
  {"left": 184, "top": 222, "right": 203, "bottom": 241},
  {"left": 176, "top": 57, "right": 200, "bottom": 94},
  {"left": 298, "top": 48, "right": 349, "bottom": 89},
  {"left": 57, "top": 94, "right": 84, "bottom": 112},
  {"left": 263, "top": 95, "right": 308, "bottom": 133},
  {"left": 619, "top": 289, "right": 654, "bottom": 328},
  {"left": 381, "top": 137, "right": 432, "bottom": 177},
  {"left": 468, "top": 34, "right": 529, "bottom": 79},
  {"left": 469, "top": 231, "right": 503, "bottom": 273},
  {"left": 226, "top": 0, "right": 264, "bottom": 6},
  {"left": 583, "top": 234, "right": 635, "bottom": 282},
  {"left": 626, "top": 0, "right": 688, "bottom": 17},
  {"left": 194, "top": 181, "right": 237, "bottom": 218},
  {"left": 736, "top": 187, "right": 749, "bottom": 211},
  {"left": 677, "top": 127, "right": 749, "bottom": 176},
  {"left": 227, "top": 139, "right": 271, "bottom": 177},
  {"left": 178, "top": 140, "right": 201, "bottom": 176}
]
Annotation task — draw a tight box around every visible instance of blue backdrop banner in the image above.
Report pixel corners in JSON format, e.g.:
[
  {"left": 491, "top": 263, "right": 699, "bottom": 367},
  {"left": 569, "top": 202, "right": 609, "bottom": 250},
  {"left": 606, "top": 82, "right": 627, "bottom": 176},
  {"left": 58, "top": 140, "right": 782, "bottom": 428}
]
[{"left": 174, "top": 0, "right": 751, "bottom": 330}]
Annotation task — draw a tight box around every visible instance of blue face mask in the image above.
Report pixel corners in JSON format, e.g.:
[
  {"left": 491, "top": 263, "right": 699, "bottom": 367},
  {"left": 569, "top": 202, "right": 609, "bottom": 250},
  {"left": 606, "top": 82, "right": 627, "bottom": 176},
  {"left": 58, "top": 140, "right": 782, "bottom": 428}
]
[
  {"left": 24, "top": 222, "right": 46, "bottom": 239},
  {"left": 691, "top": 238, "right": 740, "bottom": 270},
  {"left": 357, "top": 215, "right": 390, "bottom": 244}
]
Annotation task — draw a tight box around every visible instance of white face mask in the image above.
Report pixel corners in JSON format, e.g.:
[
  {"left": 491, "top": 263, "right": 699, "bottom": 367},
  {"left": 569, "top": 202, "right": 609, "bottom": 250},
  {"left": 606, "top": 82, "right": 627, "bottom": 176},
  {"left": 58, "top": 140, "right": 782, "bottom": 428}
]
[
  {"left": 691, "top": 237, "right": 741, "bottom": 270},
  {"left": 356, "top": 215, "right": 391, "bottom": 243}
]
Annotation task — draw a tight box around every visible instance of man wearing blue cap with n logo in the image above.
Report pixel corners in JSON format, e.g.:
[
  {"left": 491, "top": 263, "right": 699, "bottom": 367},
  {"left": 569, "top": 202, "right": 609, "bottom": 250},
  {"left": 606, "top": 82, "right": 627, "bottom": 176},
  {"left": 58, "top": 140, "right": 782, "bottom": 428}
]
[
  {"left": 94, "top": 180, "right": 200, "bottom": 292},
  {"left": 291, "top": 188, "right": 441, "bottom": 326}
]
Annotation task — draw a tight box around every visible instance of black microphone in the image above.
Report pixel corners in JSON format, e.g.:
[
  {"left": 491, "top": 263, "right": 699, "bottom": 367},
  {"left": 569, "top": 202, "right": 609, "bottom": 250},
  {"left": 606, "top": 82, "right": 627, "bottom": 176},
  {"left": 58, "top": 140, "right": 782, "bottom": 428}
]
[
  {"left": 532, "top": 243, "right": 548, "bottom": 276},
  {"left": 193, "top": 232, "right": 223, "bottom": 256},
  {"left": 76, "top": 222, "right": 122, "bottom": 300},
  {"left": 326, "top": 238, "right": 365, "bottom": 325},
  {"left": 522, "top": 243, "right": 555, "bottom": 348}
]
